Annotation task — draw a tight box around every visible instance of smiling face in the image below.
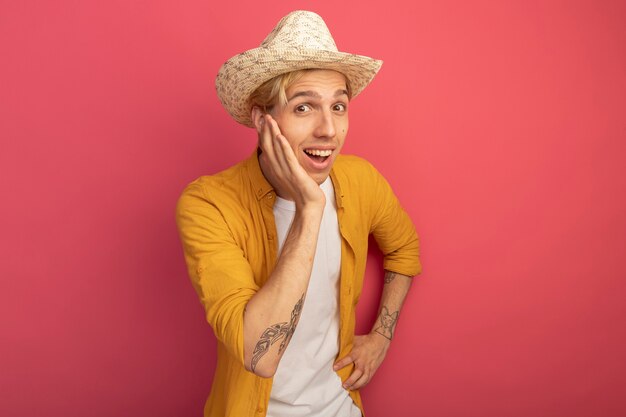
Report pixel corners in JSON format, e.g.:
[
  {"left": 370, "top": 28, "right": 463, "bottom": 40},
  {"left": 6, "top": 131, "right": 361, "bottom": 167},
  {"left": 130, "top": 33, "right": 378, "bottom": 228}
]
[{"left": 268, "top": 69, "right": 350, "bottom": 185}]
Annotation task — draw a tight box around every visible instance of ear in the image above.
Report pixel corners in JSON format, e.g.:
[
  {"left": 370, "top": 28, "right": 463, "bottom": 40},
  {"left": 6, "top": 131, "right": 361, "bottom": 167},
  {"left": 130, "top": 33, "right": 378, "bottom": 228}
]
[{"left": 250, "top": 106, "right": 265, "bottom": 133}]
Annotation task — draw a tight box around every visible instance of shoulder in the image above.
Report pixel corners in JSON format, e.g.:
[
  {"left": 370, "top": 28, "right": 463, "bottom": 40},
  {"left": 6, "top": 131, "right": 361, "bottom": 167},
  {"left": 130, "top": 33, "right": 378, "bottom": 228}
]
[
  {"left": 175, "top": 159, "right": 258, "bottom": 247},
  {"left": 334, "top": 154, "right": 377, "bottom": 172},
  {"left": 332, "top": 154, "right": 400, "bottom": 210},
  {"left": 179, "top": 160, "right": 248, "bottom": 201},
  {"left": 332, "top": 154, "right": 386, "bottom": 188},
  {"left": 333, "top": 154, "right": 381, "bottom": 178},
  {"left": 176, "top": 159, "right": 252, "bottom": 217}
]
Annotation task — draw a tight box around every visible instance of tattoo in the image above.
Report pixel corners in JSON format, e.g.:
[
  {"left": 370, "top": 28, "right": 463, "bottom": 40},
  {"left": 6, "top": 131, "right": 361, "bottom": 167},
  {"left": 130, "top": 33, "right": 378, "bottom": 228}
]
[
  {"left": 374, "top": 306, "right": 399, "bottom": 340},
  {"left": 279, "top": 293, "right": 304, "bottom": 353},
  {"left": 384, "top": 271, "right": 396, "bottom": 284},
  {"left": 250, "top": 293, "right": 305, "bottom": 372},
  {"left": 251, "top": 322, "right": 287, "bottom": 372}
]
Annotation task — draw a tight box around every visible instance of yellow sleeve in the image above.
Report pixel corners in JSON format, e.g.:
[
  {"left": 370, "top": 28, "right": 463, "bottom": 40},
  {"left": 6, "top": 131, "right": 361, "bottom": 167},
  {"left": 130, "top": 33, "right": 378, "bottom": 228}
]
[
  {"left": 368, "top": 164, "right": 422, "bottom": 277},
  {"left": 175, "top": 181, "right": 259, "bottom": 367}
]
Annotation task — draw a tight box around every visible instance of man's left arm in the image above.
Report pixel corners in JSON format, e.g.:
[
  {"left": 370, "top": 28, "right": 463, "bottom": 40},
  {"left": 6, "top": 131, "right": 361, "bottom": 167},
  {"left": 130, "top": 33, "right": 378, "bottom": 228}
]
[
  {"left": 334, "top": 159, "right": 421, "bottom": 390},
  {"left": 333, "top": 270, "right": 412, "bottom": 390}
]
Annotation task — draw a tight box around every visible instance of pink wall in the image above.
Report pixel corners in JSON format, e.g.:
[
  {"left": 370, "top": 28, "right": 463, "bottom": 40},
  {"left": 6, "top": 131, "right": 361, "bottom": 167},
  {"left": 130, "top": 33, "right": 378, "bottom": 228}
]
[{"left": 1, "top": 1, "right": 625, "bottom": 416}]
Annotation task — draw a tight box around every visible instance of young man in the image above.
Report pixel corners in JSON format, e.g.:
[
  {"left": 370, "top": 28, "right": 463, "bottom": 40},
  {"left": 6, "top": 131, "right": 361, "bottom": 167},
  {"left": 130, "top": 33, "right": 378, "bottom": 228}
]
[{"left": 176, "top": 10, "right": 421, "bottom": 417}]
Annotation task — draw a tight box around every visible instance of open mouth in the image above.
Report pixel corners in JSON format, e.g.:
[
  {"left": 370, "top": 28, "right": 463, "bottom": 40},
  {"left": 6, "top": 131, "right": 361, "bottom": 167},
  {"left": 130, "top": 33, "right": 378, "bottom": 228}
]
[{"left": 304, "top": 148, "right": 333, "bottom": 164}]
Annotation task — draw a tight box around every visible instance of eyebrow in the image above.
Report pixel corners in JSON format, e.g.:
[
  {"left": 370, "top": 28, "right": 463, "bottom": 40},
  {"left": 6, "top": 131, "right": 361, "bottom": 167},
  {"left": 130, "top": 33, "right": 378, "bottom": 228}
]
[{"left": 287, "top": 89, "right": 349, "bottom": 102}]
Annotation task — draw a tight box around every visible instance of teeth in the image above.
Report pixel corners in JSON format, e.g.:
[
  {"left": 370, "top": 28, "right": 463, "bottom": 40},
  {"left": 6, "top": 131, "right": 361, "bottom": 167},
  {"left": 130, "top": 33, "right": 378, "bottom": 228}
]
[{"left": 305, "top": 149, "right": 333, "bottom": 157}]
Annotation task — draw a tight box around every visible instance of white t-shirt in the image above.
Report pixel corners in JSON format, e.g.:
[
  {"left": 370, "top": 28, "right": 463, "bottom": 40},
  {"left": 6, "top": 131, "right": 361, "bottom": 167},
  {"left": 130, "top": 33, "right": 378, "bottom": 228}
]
[{"left": 267, "top": 178, "right": 361, "bottom": 417}]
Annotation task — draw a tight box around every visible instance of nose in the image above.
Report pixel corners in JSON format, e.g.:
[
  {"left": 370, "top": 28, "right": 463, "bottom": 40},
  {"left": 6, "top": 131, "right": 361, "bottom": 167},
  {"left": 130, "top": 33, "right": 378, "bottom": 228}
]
[{"left": 313, "top": 109, "right": 336, "bottom": 139}]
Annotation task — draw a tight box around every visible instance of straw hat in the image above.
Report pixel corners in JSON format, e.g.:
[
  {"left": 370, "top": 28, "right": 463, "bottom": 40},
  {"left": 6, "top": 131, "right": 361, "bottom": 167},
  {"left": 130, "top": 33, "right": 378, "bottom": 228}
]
[{"left": 215, "top": 10, "right": 383, "bottom": 127}]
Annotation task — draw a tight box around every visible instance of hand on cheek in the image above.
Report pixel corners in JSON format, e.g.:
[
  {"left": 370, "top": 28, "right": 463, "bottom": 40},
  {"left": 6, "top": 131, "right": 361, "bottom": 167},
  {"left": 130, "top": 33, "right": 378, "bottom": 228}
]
[{"left": 257, "top": 114, "right": 325, "bottom": 208}]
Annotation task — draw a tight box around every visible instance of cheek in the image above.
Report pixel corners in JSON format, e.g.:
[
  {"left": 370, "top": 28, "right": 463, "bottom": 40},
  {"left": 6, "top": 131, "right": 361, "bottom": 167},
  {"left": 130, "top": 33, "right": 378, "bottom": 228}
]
[
  {"left": 338, "top": 117, "right": 349, "bottom": 134},
  {"left": 281, "top": 130, "right": 304, "bottom": 155},
  {"left": 280, "top": 126, "right": 308, "bottom": 150},
  {"left": 339, "top": 121, "right": 349, "bottom": 143},
  {"left": 272, "top": 117, "right": 301, "bottom": 150}
]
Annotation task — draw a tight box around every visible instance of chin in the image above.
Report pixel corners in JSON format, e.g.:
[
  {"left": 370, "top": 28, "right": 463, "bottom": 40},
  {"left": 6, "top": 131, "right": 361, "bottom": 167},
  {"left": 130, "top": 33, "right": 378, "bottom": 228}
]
[{"left": 311, "top": 172, "right": 330, "bottom": 185}]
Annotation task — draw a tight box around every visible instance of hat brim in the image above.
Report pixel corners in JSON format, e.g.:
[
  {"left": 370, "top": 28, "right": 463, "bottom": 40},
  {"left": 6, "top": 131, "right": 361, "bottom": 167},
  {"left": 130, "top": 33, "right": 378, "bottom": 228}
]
[{"left": 216, "top": 47, "right": 383, "bottom": 127}]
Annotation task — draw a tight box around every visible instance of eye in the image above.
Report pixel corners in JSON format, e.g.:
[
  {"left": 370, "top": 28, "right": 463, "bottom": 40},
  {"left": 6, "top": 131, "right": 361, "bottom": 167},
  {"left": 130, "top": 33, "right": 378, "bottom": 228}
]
[
  {"left": 295, "top": 104, "right": 312, "bottom": 113},
  {"left": 333, "top": 103, "right": 347, "bottom": 112}
]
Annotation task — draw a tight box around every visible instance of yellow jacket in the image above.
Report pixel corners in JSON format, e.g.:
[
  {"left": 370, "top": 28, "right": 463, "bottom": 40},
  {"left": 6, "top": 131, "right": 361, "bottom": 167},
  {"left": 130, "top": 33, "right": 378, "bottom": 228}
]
[{"left": 176, "top": 151, "right": 421, "bottom": 416}]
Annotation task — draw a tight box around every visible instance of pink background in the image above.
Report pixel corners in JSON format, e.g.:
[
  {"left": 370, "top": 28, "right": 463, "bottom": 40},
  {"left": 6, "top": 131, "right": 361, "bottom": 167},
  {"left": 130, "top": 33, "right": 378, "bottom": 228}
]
[{"left": 1, "top": 1, "right": 625, "bottom": 416}]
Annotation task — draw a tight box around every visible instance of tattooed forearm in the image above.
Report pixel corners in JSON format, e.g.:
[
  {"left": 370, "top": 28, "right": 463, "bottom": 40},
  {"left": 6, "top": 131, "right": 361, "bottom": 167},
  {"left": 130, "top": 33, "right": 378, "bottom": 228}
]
[
  {"left": 373, "top": 306, "right": 399, "bottom": 340},
  {"left": 278, "top": 293, "right": 305, "bottom": 353},
  {"left": 250, "top": 293, "right": 305, "bottom": 372},
  {"left": 384, "top": 271, "right": 397, "bottom": 284},
  {"left": 251, "top": 322, "right": 287, "bottom": 372}
]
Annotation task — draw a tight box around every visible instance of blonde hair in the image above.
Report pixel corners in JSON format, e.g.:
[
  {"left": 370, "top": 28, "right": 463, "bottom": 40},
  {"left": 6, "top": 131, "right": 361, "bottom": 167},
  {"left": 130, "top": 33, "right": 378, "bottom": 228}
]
[{"left": 248, "top": 69, "right": 352, "bottom": 113}]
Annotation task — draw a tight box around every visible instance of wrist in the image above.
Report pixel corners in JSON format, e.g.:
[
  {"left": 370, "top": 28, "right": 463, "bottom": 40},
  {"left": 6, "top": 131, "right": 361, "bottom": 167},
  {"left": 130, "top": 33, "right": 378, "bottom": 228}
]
[
  {"left": 296, "top": 200, "right": 325, "bottom": 218},
  {"left": 371, "top": 329, "right": 393, "bottom": 344}
]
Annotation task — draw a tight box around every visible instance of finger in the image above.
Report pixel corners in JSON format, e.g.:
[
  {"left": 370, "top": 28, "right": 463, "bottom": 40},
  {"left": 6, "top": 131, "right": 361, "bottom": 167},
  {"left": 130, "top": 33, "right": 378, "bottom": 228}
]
[
  {"left": 333, "top": 355, "right": 353, "bottom": 371},
  {"left": 348, "top": 374, "right": 370, "bottom": 391},
  {"left": 258, "top": 115, "right": 276, "bottom": 162},
  {"left": 266, "top": 114, "right": 283, "bottom": 144},
  {"left": 266, "top": 114, "right": 290, "bottom": 177},
  {"left": 268, "top": 118, "right": 290, "bottom": 169},
  {"left": 261, "top": 116, "right": 286, "bottom": 175},
  {"left": 349, "top": 371, "right": 371, "bottom": 390},
  {"left": 276, "top": 132, "right": 301, "bottom": 174},
  {"left": 342, "top": 367, "right": 363, "bottom": 390}
]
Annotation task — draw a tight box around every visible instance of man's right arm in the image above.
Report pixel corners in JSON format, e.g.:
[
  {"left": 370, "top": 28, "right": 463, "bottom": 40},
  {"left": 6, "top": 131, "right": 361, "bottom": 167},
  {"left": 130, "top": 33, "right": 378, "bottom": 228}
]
[
  {"left": 242, "top": 205, "right": 321, "bottom": 376},
  {"left": 242, "top": 113, "right": 327, "bottom": 377},
  {"left": 177, "top": 113, "right": 324, "bottom": 377},
  {"left": 177, "top": 161, "right": 322, "bottom": 379}
]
